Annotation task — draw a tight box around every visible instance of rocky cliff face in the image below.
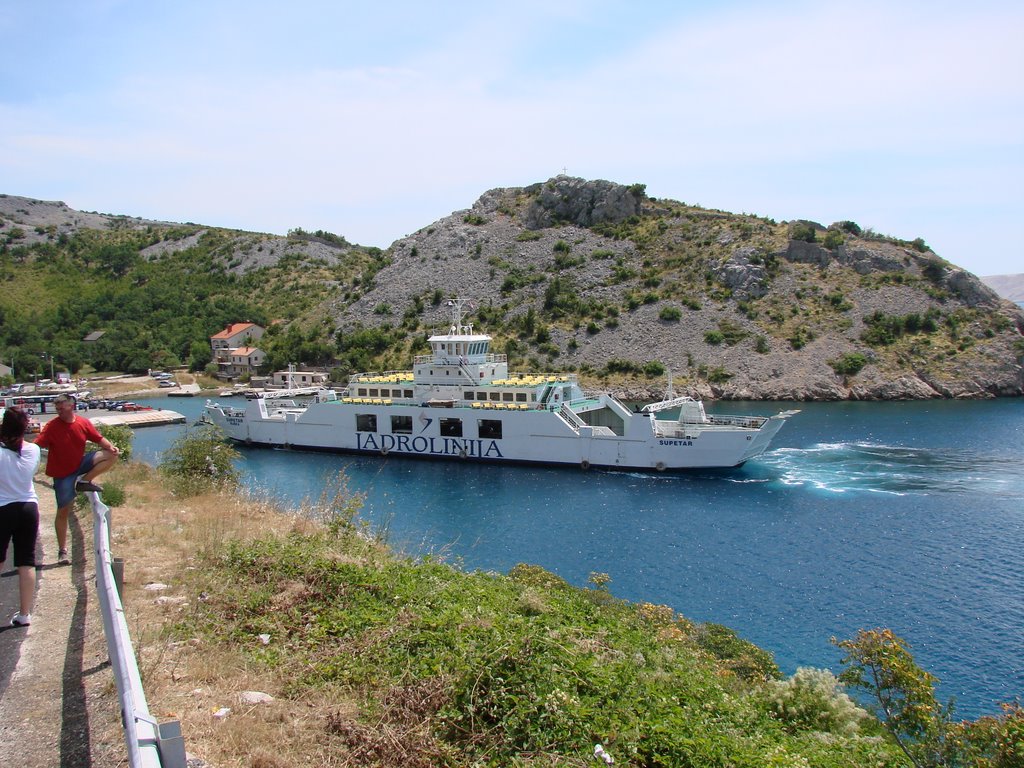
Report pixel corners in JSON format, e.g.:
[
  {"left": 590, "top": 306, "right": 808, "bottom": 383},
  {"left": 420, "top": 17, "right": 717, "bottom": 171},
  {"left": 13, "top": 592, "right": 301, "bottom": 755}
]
[
  {"left": 337, "top": 177, "right": 1024, "bottom": 400},
  {"left": 521, "top": 177, "right": 644, "bottom": 229}
]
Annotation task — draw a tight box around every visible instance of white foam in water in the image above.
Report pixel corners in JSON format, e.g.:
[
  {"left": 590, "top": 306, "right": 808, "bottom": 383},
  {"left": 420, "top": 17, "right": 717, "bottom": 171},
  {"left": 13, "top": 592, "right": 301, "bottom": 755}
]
[{"left": 753, "top": 442, "right": 1002, "bottom": 496}]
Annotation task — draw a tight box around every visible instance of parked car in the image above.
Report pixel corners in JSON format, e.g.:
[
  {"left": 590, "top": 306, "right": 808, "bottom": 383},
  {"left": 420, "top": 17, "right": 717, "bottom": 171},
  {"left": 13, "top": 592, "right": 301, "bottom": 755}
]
[
  {"left": 158, "top": 380, "right": 177, "bottom": 388},
  {"left": 120, "top": 403, "right": 154, "bottom": 412}
]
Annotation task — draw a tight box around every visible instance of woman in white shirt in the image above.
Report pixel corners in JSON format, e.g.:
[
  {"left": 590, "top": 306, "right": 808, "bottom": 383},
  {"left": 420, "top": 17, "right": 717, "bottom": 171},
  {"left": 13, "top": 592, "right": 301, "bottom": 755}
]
[{"left": 0, "top": 407, "right": 41, "bottom": 626}]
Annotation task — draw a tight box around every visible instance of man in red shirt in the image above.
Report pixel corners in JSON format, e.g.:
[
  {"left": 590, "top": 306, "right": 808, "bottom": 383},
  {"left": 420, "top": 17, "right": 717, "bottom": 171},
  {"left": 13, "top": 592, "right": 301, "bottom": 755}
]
[{"left": 34, "top": 394, "right": 120, "bottom": 564}]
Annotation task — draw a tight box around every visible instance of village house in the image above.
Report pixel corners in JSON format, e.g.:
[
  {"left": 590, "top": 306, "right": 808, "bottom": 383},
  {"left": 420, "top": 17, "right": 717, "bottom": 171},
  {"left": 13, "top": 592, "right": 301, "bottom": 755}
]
[
  {"left": 210, "top": 322, "right": 266, "bottom": 379},
  {"left": 223, "top": 346, "right": 267, "bottom": 379},
  {"left": 269, "top": 369, "right": 329, "bottom": 388}
]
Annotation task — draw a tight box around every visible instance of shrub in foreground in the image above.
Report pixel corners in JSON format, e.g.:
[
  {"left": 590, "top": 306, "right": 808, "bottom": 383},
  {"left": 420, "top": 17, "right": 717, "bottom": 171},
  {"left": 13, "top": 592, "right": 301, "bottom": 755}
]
[
  {"left": 158, "top": 423, "right": 240, "bottom": 496},
  {"left": 185, "top": 520, "right": 906, "bottom": 767}
]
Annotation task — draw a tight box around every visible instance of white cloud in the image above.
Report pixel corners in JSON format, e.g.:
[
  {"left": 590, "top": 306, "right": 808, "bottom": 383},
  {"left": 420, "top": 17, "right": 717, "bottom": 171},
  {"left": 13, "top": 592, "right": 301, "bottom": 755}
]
[{"left": 1, "top": 1, "right": 1021, "bottom": 274}]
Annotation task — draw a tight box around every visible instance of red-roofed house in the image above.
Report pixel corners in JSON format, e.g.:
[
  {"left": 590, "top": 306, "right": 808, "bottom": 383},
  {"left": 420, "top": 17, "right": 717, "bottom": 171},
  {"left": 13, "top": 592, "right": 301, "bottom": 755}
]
[
  {"left": 210, "top": 322, "right": 266, "bottom": 379},
  {"left": 224, "top": 347, "right": 267, "bottom": 378}
]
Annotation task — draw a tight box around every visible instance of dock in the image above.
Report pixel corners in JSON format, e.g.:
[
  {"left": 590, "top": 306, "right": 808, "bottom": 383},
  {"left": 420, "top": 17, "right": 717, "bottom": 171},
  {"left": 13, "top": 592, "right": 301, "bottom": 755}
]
[
  {"left": 38, "top": 408, "right": 187, "bottom": 429},
  {"left": 88, "top": 409, "right": 186, "bottom": 428},
  {"left": 166, "top": 383, "right": 202, "bottom": 396}
]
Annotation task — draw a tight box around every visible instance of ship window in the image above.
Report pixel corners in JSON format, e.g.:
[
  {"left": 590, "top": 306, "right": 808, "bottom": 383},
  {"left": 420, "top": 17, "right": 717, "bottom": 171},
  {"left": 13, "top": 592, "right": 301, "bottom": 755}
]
[
  {"left": 489, "top": 391, "right": 500, "bottom": 401},
  {"left": 368, "top": 389, "right": 379, "bottom": 397},
  {"left": 440, "top": 418, "right": 463, "bottom": 437},
  {"left": 502, "top": 392, "right": 514, "bottom": 402},
  {"left": 357, "top": 388, "right": 368, "bottom": 397},
  {"left": 479, "top": 419, "right": 502, "bottom": 439},
  {"left": 391, "top": 415, "right": 413, "bottom": 434},
  {"left": 356, "top": 414, "right": 377, "bottom": 432},
  {"left": 392, "top": 389, "right": 403, "bottom": 398},
  {"left": 515, "top": 393, "right": 527, "bottom": 402},
  {"left": 463, "top": 391, "right": 474, "bottom": 401},
  {"left": 404, "top": 389, "right": 413, "bottom": 398}
]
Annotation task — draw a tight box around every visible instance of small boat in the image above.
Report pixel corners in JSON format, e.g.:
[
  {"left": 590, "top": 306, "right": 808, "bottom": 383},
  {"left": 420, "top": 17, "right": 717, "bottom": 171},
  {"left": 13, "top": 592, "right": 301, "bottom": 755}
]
[{"left": 204, "top": 300, "right": 798, "bottom": 472}]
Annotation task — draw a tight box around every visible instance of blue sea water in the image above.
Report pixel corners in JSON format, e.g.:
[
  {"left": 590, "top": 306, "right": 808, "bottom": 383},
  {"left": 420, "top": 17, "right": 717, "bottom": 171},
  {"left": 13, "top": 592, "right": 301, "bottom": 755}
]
[{"left": 131, "top": 396, "right": 1024, "bottom": 718}]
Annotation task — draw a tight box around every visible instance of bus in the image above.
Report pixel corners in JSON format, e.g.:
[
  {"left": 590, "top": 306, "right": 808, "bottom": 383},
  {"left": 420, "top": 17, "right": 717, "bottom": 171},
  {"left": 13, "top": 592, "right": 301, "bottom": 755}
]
[
  {"left": 0, "top": 397, "right": 45, "bottom": 433},
  {"left": 0, "top": 394, "right": 64, "bottom": 415}
]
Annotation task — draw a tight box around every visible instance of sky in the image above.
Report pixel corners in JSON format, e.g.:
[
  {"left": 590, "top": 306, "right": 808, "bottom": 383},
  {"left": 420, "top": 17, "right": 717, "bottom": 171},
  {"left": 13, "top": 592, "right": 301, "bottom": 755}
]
[{"left": 1, "top": 1, "right": 1021, "bottom": 276}]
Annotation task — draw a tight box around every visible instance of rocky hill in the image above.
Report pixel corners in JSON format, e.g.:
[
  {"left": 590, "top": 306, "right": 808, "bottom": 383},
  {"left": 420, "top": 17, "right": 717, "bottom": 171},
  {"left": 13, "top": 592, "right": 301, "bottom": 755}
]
[
  {"left": 336, "top": 177, "right": 1024, "bottom": 400},
  {"left": 3, "top": 182, "right": 1022, "bottom": 400}
]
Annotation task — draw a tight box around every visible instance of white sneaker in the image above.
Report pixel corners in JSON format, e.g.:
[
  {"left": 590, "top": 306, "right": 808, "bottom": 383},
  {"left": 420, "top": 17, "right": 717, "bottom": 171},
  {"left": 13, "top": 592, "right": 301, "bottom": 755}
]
[{"left": 10, "top": 613, "right": 31, "bottom": 627}]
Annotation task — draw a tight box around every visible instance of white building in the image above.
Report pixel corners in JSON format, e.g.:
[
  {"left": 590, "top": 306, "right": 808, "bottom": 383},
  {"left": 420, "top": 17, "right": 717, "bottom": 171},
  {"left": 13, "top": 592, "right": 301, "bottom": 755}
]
[{"left": 210, "top": 322, "right": 266, "bottom": 379}]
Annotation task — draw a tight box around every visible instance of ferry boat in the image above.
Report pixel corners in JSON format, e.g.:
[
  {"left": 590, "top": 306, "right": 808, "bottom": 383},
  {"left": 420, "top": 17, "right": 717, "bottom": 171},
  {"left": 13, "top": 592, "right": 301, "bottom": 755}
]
[{"left": 204, "top": 300, "right": 798, "bottom": 471}]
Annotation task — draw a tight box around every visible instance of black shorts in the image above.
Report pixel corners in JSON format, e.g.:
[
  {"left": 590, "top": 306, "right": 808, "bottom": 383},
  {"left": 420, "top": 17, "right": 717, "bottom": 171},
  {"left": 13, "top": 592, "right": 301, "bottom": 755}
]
[{"left": 0, "top": 501, "right": 40, "bottom": 568}]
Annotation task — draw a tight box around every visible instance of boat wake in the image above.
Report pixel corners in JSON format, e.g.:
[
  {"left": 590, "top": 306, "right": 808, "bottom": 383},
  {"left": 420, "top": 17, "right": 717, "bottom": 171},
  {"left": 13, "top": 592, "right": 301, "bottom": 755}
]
[{"left": 749, "top": 442, "right": 1024, "bottom": 497}]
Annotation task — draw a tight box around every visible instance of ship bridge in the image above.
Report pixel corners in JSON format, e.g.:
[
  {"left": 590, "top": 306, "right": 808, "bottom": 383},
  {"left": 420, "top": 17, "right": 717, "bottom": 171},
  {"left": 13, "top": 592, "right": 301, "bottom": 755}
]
[{"left": 413, "top": 299, "right": 507, "bottom": 391}]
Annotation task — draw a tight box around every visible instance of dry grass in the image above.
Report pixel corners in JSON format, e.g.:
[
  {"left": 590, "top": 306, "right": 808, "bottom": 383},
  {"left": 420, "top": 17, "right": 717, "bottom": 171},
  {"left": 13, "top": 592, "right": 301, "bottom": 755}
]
[{"left": 96, "top": 462, "right": 373, "bottom": 768}]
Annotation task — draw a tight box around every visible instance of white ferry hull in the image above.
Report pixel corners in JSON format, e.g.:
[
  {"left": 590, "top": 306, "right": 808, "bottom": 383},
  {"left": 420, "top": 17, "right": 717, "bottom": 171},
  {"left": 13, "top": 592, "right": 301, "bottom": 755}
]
[{"left": 205, "top": 397, "right": 795, "bottom": 472}]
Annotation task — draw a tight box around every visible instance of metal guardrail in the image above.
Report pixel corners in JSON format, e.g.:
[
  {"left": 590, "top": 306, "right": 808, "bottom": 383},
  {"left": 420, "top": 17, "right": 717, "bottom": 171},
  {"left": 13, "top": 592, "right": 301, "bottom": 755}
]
[{"left": 90, "top": 493, "right": 187, "bottom": 768}]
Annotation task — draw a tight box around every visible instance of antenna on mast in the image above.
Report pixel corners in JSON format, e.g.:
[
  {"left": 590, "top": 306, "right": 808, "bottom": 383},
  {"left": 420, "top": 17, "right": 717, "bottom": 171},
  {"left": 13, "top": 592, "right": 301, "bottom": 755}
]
[{"left": 445, "top": 298, "right": 474, "bottom": 335}]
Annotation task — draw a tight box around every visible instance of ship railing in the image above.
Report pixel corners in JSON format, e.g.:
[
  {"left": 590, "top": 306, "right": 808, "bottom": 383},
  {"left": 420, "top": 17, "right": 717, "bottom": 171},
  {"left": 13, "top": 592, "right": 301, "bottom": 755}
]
[
  {"left": 412, "top": 353, "right": 508, "bottom": 365},
  {"left": 90, "top": 492, "right": 187, "bottom": 767},
  {"left": 558, "top": 403, "right": 586, "bottom": 432},
  {"left": 653, "top": 423, "right": 697, "bottom": 439},
  {"left": 504, "top": 372, "right": 578, "bottom": 385},
  {"left": 349, "top": 370, "right": 415, "bottom": 384},
  {"left": 703, "top": 415, "right": 769, "bottom": 429}
]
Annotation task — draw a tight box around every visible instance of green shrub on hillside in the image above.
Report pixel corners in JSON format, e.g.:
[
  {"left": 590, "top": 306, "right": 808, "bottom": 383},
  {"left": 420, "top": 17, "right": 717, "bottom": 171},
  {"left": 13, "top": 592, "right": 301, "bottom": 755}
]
[
  {"left": 158, "top": 424, "right": 240, "bottom": 497},
  {"left": 836, "top": 628, "right": 1024, "bottom": 767},
  {"left": 97, "top": 423, "right": 134, "bottom": 463},
  {"left": 834, "top": 220, "right": 863, "bottom": 236},
  {"left": 829, "top": 352, "right": 868, "bottom": 377},
  {"left": 764, "top": 667, "right": 869, "bottom": 735},
  {"left": 188, "top": 524, "right": 905, "bottom": 767},
  {"left": 717, "top": 319, "right": 749, "bottom": 346},
  {"left": 643, "top": 360, "right": 665, "bottom": 378},
  {"left": 789, "top": 326, "right": 815, "bottom": 350},
  {"left": 659, "top": 305, "right": 682, "bottom": 322},
  {"left": 790, "top": 222, "right": 817, "bottom": 243},
  {"left": 823, "top": 229, "right": 845, "bottom": 250},
  {"left": 861, "top": 311, "right": 940, "bottom": 346},
  {"left": 604, "top": 358, "right": 641, "bottom": 375}
]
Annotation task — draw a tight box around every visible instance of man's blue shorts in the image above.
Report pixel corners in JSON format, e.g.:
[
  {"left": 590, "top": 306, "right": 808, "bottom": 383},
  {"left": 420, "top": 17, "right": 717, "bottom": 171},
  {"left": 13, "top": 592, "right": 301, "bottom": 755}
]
[{"left": 53, "top": 451, "right": 100, "bottom": 509}]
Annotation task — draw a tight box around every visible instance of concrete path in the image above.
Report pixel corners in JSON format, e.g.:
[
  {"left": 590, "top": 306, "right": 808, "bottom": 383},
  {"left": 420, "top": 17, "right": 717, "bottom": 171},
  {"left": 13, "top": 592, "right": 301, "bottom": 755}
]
[{"left": 0, "top": 482, "right": 119, "bottom": 766}]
